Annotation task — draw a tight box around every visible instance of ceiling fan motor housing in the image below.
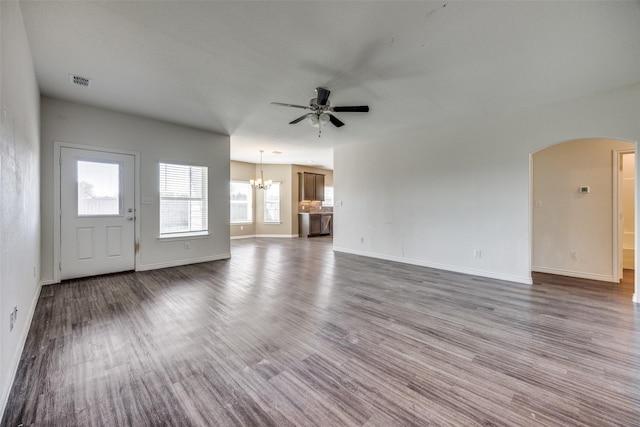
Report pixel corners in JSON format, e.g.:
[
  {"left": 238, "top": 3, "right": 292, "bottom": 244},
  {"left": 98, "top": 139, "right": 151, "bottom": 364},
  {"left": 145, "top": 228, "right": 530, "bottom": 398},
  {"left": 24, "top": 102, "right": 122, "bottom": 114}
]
[{"left": 310, "top": 98, "right": 330, "bottom": 111}]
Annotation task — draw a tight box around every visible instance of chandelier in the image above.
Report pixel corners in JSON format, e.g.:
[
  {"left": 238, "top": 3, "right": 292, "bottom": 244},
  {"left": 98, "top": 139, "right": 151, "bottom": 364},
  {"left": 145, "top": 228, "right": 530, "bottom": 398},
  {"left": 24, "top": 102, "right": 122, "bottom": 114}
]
[{"left": 250, "top": 150, "right": 272, "bottom": 190}]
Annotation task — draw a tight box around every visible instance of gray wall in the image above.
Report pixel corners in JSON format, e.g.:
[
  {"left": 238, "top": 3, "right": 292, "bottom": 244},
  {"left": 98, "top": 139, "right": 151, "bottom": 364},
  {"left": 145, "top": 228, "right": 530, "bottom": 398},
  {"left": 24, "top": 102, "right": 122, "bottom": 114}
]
[
  {"left": 40, "top": 97, "right": 230, "bottom": 282},
  {"left": 0, "top": 0, "right": 41, "bottom": 413},
  {"left": 335, "top": 83, "right": 640, "bottom": 295}
]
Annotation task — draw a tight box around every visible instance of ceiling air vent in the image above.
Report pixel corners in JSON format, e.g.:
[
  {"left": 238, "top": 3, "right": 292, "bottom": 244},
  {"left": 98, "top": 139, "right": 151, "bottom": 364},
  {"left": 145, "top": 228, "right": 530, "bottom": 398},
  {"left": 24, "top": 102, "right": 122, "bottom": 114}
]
[{"left": 69, "top": 74, "right": 91, "bottom": 88}]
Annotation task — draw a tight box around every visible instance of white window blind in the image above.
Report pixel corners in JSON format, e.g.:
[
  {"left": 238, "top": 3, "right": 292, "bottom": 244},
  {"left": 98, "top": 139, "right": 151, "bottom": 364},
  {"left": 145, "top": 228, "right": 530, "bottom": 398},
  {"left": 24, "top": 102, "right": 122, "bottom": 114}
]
[
  {"left": 159, "top": 163, "right": 208, "bottom": 236},
  {"left": 264, "top": 182, "right": 280, "bottom": 223}
]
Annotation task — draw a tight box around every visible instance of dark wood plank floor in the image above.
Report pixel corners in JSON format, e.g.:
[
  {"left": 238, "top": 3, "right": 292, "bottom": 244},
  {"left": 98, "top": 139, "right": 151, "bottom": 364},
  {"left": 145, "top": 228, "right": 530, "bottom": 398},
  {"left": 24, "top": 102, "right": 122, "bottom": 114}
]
[{"left": 3, "top": 237, "right": 640, "bottom": 426}]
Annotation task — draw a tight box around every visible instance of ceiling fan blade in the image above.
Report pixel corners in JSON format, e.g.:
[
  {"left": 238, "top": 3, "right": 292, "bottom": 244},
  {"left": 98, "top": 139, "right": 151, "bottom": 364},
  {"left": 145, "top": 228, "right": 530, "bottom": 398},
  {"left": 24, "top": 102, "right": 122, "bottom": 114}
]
[
  {"left": 271, "top": 102, "right": 310, "bottom": 110},
  {"left": 289, "top": 113, "right": 313, "bottom": 124},
  {"left": 316, "top": 87, "right": 330, "bottom": 106},
  {"left": 328, "top": 114, "right": 345, "bottom": 128},
  {"left": 332, "top": 106, "right": 369, "bottom": 113}
]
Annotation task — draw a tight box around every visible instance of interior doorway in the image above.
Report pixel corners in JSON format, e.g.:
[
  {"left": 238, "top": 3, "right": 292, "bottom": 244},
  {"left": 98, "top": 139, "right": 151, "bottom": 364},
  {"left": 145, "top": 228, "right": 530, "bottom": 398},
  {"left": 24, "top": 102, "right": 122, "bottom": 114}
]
[
  {"left": 531, "top": 138, "right": 635, "bottom": 284},
  {"left": 619, "top": 151, "right": 635, "bottom": 274}
]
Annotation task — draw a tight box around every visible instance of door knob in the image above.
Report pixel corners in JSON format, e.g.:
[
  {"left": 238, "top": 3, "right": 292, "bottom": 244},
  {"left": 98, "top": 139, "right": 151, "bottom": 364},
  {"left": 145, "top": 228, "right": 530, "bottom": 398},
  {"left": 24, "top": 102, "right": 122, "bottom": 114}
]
[
  {"left": 127, "top": 208, "right": 134, "bottom": 213},
  {"left": 127, "top": 216, "right": 135, "bottom": 221}
]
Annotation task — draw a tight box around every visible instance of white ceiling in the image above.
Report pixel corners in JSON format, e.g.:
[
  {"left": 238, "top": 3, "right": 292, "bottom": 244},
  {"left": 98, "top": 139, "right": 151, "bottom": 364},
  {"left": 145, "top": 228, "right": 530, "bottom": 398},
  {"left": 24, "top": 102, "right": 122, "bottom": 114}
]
[{"left": 19, "top": 1, "right": 640, "bottom": 169}]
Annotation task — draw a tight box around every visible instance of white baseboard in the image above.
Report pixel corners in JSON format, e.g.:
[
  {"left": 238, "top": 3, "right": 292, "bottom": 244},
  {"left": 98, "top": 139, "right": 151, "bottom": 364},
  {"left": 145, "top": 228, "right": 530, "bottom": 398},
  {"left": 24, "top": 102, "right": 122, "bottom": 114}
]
[
  {"left": 633, "top": 293, "right": 639, "bottom": 304},
  {"left": 333, "top": 247, "right": 532, "bottom": 285},
  {"left": 531, "top": 266, "right": 616, "bottom": 283},
  {"left": 1, "top": 281, "right": 42, "bottom": 417},
  {"left": 230, "top": 234, "right": 256, "bottom": 240},
  {"left": 231, "top": 234, "right": 299, "bottom": 240},
  {"left": 136, "top": 253, "right": 231, "bottom": 271},
  {"left": 39, "top": 278, "right": 57, "bottom": 286}
]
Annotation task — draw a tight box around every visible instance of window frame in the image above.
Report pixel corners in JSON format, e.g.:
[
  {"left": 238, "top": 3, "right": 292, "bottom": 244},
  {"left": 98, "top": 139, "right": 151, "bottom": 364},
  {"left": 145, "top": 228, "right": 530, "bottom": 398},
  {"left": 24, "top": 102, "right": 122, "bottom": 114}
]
[
  {"left": 158, "top": 162, "right": 209, "bottom": 238},
  {"left": 322, "top": 185, "right": 334, "bottom": 208},
  {"left": 263, "top": 182, "right": 281, "bottom": 224},
  {"left": 230, "top": 180, "right": 253, "bottom": 224}
]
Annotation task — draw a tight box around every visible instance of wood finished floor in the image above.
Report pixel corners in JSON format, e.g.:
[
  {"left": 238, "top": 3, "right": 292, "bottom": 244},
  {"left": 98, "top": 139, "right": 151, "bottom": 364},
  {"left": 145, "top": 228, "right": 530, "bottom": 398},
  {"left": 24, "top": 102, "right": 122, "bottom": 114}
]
[{"left": 3, "top": 238, "right": 640, "bottom": 426}]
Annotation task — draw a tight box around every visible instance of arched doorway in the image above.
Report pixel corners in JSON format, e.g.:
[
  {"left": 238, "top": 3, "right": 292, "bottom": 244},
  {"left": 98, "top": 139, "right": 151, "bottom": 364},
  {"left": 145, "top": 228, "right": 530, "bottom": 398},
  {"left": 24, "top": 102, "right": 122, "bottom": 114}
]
[{"left": 531, "top": 138, "right": 635, "bottom": 287}]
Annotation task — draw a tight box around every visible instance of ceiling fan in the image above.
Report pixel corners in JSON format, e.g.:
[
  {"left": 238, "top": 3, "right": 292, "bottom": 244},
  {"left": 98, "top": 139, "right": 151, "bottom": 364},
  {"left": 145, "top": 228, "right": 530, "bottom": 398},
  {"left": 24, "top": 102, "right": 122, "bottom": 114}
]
[{"left": 271, "top": 87, "right": 369, "bottom": 136}]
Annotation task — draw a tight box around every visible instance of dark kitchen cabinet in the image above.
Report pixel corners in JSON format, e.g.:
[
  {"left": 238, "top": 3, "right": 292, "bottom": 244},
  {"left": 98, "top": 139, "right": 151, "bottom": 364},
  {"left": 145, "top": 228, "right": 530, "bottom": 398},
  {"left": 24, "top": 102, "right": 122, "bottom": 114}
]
[
  {"left": 299, "top": 172, "right": 325, "bottom": 201},
  {"left": 299, "top": 213, "right": 332, "bottom": 237},
  {"left": 309, "top": 214, "right": 322, "bottom": 235}
]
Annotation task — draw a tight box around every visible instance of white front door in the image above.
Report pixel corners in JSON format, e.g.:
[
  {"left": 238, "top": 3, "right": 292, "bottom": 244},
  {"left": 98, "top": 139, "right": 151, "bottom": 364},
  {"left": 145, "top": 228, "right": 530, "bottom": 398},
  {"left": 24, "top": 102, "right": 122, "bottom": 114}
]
[{"left": 60, "top": 147, "right": 135, "bottom": 279}]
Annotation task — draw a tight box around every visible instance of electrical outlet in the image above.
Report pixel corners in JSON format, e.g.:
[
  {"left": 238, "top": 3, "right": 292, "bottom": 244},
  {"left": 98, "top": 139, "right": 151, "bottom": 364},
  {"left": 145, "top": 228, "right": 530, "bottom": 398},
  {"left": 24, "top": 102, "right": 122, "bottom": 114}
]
[
  {"left": 570, "top": 251, "right": 578, "bottom": 260},
  {"left": 184, "top": 241, "right": 190, "bottom": 249},
  {"left": 474, "top": 250, "right": 482, "bottom": 258},
  {"left": 359, "top": 237, "right": 364, "bottom": 243}
]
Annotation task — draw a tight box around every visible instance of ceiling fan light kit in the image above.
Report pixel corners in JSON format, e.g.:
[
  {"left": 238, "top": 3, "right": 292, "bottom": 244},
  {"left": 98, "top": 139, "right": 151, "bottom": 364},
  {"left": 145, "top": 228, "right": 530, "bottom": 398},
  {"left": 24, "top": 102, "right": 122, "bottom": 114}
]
[
  {"left": 309, "top": 112, "right": 330, "bottom": 127},
  {"left": 271, "top": 87, "right": 369, "bottom": 137}
]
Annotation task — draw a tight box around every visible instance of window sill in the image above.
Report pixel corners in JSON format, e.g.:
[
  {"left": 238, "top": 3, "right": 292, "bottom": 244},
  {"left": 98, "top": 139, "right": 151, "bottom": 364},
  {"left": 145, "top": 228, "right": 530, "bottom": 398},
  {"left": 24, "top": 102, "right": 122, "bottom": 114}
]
[
  {"left": 263, "top": 221, "right": 281, "bottom": 225},
  {"left": 158, "top": 232, "right": 210, "bottom": 241},
  {"left": 231, "top": 221, "right": 253, "bottom": 225}
]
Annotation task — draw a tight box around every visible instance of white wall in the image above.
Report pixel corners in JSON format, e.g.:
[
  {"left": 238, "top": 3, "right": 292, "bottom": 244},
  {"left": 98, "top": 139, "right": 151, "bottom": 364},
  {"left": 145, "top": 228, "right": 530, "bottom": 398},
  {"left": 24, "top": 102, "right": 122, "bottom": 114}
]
[
  {"left": 0, "top": 0, "right": 41, "bottom": 414},
  {"left": 334, "top": 83, "right": 640, "bottom": 291},
  {"left": 532, "top": 138, "right": 634, "bottom": 281},
  {"left": 40, "top": 97, "right": 230, "bottom": 281}
]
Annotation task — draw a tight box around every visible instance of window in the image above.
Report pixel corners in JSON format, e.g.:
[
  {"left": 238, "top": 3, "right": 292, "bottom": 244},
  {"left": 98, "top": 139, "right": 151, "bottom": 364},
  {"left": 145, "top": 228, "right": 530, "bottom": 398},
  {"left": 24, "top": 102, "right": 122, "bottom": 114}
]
[
  {"left": 159, "top": 163, "right": 208, "bottom": 236},
  {"left": 322, "top": 185, "right": 334, "bottom": 207},
  {"left": 230, "top": 181, "right": 252, "bottom": 223},
  {"left": 264, "top": 182, "right": 281, "bottom": 223},
  {"left": 77, "top": 160, "right": 121, "bottom": 216}
]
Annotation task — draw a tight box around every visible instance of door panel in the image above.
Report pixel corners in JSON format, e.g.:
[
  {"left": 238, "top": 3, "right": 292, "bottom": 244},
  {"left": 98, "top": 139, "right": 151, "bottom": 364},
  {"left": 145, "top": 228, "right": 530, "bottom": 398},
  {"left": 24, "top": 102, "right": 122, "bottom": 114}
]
[
  {"left": 60, "top": 147, "right": 135, "bottom": 279},
  {"left": 76, "top": 227, "right": 94, "bottom": 260},
  {"left": 106, "top": 226, "right": 123, "bottom": 257}
]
